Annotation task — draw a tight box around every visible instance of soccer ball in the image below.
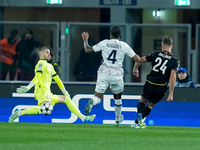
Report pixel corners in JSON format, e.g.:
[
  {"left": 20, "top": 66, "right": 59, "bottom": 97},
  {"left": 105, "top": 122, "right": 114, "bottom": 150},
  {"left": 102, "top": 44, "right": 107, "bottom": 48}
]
[{"left": 40, "top": 101, "right": 53, "bottom": 115}]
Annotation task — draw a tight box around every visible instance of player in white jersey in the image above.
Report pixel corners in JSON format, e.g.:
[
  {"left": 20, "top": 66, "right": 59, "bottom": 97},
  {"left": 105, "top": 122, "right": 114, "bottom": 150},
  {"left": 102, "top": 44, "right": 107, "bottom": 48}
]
[{"left": 81, "top": 26, "right": 140, "bottom": 126}]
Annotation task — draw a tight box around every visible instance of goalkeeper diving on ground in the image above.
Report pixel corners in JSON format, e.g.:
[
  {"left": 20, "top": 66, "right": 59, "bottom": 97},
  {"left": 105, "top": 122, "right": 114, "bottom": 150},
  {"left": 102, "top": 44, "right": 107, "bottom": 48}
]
[{"left": 8, "top": 46, "right": 96, "bottom": 123}]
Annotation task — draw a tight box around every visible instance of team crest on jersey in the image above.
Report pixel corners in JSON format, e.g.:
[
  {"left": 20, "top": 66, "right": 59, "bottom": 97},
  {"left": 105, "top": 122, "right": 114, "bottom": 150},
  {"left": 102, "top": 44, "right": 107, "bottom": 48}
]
[
  {"left": 46, "top": 96, "right": 50, "bottom": 99},
  {"left": 39, "top": 64, "right": 42, "bottom": 67}
]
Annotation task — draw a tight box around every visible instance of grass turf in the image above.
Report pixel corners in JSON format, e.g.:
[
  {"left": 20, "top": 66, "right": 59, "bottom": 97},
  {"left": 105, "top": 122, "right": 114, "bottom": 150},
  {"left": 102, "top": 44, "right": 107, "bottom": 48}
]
[{"left": 0, "top": 122, "right": 200, "bottom": 150}]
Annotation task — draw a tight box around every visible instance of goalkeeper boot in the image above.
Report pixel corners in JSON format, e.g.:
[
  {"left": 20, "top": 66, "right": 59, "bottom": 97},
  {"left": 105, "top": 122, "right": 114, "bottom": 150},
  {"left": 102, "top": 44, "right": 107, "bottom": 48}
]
[
  {"left": 114, "top": 114, "right": 124, "bottom": 126},
  {"left": 84, "top": 99, "right": 94, "bottom": 116},
  {"left": 83, "top": 114, "right": 96, "bottom": 124},
  {"left": 131, "top": 121, "right": 140, "bottom": 128},
  {"left": 8, "top": 110, "right": 19, "bottom": 123}
]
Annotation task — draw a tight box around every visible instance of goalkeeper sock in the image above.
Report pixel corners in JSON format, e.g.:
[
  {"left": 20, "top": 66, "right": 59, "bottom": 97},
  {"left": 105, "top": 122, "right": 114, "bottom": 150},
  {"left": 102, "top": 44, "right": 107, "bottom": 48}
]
[
  {"left": 20, "top": 106, "right": 42, "bottom": 116},
  {"left": 50, "top": 95, "right": 59, "bottom": 105},
  {"left": 64, "top": 96, "right": 84, "bottom": 119}
]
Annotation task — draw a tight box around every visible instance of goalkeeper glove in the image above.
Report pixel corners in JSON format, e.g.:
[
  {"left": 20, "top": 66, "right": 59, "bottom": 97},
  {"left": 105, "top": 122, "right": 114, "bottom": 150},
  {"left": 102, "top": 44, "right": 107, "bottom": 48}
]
[
  {"left": 16, "top": 86, "right": 30, "bottom": 94},
  {"left": 16, "top": 81, "right": 35, "bottom": 94}
]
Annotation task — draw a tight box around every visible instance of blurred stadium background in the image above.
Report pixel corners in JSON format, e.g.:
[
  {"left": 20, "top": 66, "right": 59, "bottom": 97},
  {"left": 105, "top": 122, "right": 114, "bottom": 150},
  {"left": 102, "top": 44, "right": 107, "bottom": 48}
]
[{"left": 0, "top": 0, "right": 200, "bottom": 127}]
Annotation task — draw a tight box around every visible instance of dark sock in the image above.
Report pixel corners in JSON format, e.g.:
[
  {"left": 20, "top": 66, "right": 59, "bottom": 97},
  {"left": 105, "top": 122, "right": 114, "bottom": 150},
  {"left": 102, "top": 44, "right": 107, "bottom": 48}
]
[
  {"left": 137, "top": 102, "right": 145, "bottom": 113},
  {"left": 142, "top": 106, "right": 152, "bottom": 118},
  {"left": 135, "top": 102, "right": 145, "bottom": 124}
]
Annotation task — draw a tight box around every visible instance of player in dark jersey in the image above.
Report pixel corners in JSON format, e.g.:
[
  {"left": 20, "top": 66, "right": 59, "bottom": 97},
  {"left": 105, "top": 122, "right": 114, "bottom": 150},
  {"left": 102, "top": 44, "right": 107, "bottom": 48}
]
[{"left": 131, "top": 36, "right": 179, "bottom": 128}]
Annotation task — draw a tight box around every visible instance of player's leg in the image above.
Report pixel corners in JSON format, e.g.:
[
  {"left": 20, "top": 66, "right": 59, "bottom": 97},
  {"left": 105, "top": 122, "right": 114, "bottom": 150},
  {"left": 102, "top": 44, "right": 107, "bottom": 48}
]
[
  {"left": 135, "top": 101, "right": 156, "bottom": 128},
  {"left": 136, "top": 96, "right": 148, "bottom": 121},
  {"left": 131, "top": 96, "right": 148, "bottom": 128},
  {"left": 132, "top": 82, "right": 150, "bottom": 128},
  {"left": 110, "top": 75, "right": 124, "bottom": 126},
  {"left": 21, "top": 106, "right": 42, "bottom": 115},
  {"left": 142, "top": 102, "right": 155, "bottom": 119},
  {"left": 141, "top": 86, "right": 168, "bottom": 120},
  {"left": 57, "top": 95, "right": 84, "bottom": 119},
  {"left": 113, "top": 92, "right": 124, "bottom": 126},
  {"left": 84, "top": 73, "right": 108, "bottom": 116},
  {"left": 137, "top": 82, "right": 151, "bottom": 118},
  {"left": 57, "top": 95, "right": 96, "bottom": 123},
  {"left": 84, "top": 92, "right": 103, "bottom": 116},
  {"left": 8, "top": 106, "right": 42, "bottom": 123},
  {"left": 9, "top": 91, "right": 51, "bottom": 123}
]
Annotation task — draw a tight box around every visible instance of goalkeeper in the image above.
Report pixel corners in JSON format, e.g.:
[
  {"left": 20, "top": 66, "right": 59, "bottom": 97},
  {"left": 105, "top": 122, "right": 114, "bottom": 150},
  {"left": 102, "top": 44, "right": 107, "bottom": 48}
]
[{"left": 8, "top": 46, "right": 96, "bottom": 123}]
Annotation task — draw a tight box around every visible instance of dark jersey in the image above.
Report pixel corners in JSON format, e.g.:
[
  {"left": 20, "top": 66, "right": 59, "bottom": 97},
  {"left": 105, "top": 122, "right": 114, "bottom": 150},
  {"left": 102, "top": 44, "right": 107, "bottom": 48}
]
[{"left": 145, "top": 51, "right": 179, "bottom": 86}]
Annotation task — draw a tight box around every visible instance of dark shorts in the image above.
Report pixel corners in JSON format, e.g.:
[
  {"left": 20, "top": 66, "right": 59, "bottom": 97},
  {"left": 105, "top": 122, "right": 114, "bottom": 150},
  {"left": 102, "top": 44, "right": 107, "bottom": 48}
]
[{"left": 141, "top": 81, "right": 168, "bottom": 104}]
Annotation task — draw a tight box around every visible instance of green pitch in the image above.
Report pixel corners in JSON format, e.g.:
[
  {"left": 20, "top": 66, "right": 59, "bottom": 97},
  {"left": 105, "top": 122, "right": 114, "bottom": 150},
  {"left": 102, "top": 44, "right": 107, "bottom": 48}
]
[{"left": 0, "top": 122, "right": 200, "bottom": 150}]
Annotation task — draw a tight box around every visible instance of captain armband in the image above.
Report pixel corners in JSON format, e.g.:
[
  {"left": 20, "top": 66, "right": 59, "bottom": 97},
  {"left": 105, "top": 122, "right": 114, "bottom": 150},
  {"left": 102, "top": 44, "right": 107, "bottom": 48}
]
[
  {"left": 36, "top": 68, "right": 43, "bottom": 74},
  {"left": 36, "top": 70, "right": 43, "bottom": 74},
  {"left": 52, "top": 74, "right": 57, "bottom": 77}
]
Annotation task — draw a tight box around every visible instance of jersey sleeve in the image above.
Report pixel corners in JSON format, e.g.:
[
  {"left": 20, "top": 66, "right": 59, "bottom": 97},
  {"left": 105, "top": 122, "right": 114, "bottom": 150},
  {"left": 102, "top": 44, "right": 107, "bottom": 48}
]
[
  {"left": 32, "top": 61, "right": 44, "bottom": 84},
  {"left": 171, "top": 59, "right": 179, "bottom": 72},
  {"left": 125, "top": 44, "right": 136, "bottom": 58},
  {"left": 93, "top": 40, "right": 104, "bottom": 52},
  {"left": 145, "top": 52, "right": 158, "bottom": 62},
  {"left": 51, "top": 64, "right": 65, "bottom": 89},
  {"left": 53, "top": 75, "right": 65, "bottom": 89},
  {"left": 51, "top": 64, "right": 57, "bottom": 76},
  {"left": 53, "top": 62, "right": 61, "bottom": 76}
]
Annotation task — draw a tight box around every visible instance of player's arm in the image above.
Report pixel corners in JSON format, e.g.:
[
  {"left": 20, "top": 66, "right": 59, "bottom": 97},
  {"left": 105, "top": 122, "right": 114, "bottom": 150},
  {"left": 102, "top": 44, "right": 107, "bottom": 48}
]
[
  {"left": 16, "top": 63, "right": 43, "bottom": 94},
  {"left": 132, "top": 56, "right": 146, "bottom": 77},
  {"left": 16, "top": 81, "right": 35, "bottom": 94},
  {"left": 16, "top": 72, "right": 41, "bottom": 94},
  {"left": 53, "top": 73, "right": 70, "bottom": 97},
  {"left": 53, "top": 63, "right": 61, "bottom": 76},
  {"left": 167, "top": 70, "right": 177, "bottom": 102},
  {"left": 81, "top": 32, "right": 94, "bottom": 53}
]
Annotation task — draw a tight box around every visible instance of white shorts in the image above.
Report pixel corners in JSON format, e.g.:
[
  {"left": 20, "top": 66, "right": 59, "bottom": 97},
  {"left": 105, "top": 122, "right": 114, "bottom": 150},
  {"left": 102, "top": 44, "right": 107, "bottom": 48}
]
[{"left": 95, "top": 73, "right": 124, "bottom": 94}]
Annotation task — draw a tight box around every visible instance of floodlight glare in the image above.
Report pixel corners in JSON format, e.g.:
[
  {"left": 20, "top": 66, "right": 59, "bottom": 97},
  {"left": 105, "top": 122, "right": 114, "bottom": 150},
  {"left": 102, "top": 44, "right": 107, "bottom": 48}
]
[
  {"left": 153, "top": 10, "right": 160, "bottom": 17},
  {"left": 46, "top": 0, "right": 62, "bottom": 4},
  {"left": 174, "top": 0, "right": 190, "bottom": 6}
]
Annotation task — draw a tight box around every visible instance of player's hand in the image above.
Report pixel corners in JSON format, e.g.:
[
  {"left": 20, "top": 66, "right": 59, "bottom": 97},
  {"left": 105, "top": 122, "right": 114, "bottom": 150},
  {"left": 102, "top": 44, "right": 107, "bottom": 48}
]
[
  {"left": 16, "top": 86, "right": 30, "bottom": 94},
  {"left": 81, "top": 32, "right": 89, "bottom": 40},
  {"left": 167, "top": 94, "right": 173, "bottom": 102},
  {"left": 133, "top": 69, "right": 139, "bottom": 77}
]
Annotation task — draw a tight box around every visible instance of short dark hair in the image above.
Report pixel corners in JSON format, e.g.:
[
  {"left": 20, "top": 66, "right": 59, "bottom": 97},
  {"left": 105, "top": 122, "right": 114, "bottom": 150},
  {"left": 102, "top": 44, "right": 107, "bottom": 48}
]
[
  {"left": 40, "top": 46, "right": 49, "bottom": 52},
  {"left": 111, "top": 26, "right": 121, "bottom": 39},
  {"left": 162, "top": 36, "right": 173, "bottom": 47}
]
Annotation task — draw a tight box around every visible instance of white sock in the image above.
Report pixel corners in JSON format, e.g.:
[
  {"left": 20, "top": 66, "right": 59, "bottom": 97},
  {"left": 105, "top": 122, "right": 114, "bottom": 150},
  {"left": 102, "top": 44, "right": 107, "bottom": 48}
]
[
  {"left": 115, "top": 99, "right": 122, "bottom": 121},
  {"left": 17, "top": 111, "right": 22, "bottom": 117},
  {"left": 92, "top": 96, "right": 101, "bottom": 105}
]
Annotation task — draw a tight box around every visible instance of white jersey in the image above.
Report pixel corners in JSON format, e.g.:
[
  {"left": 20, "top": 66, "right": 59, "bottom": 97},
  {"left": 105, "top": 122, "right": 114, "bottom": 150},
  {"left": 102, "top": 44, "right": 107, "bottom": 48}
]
[{"left": 93, "top": 39, "right": 136, "bottom": 76}]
